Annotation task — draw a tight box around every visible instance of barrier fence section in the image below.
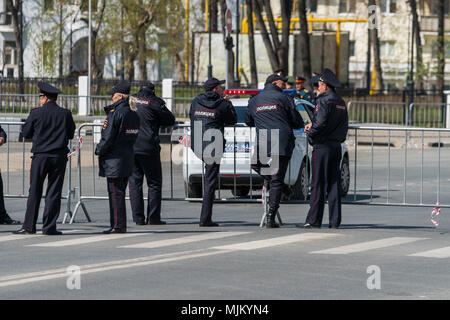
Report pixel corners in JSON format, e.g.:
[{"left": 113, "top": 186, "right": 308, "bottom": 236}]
[
  {"left": 0, "top": 121, "right": 75, "bottom": 224},
  {"left": 2, "top": 120, "right": 450, "bottom": 225},
  {"left": 348, "top": 101, "right": 449, "bottom": 127}
]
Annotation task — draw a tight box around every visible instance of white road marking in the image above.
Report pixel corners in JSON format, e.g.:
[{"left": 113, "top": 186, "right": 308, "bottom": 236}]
[
  {"left": 311, "top": 237, "right": 427, "bottom": 255},
  {"left": 0, "top": 249, "right": 232, "bottom": 288},
  {"left": 213, "top": 233, "right": 342, "bottom": 251},
  {"left": 0, "top": 230, "right": 83, "bottom": 243},
  {"left": 409, "top": 246, "right": 450, "bottom": 259},
  {"left": 118, "top": 231, "right": 250, "bottom": 249},
  {"left": 27, "top": 231, "right": 154, "bottom": 247}
]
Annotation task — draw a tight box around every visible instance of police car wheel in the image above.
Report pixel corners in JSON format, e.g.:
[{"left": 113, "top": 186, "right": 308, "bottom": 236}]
[
  {"left": 231, "top": 187, "right": 250, "bottom": 198},
  {"left": 185, "top": 182, "right": 202, "bottom": 199},
  {"left": 292, "top": 159, "right": 309, "bottom": 200},
  {"left": 340, "top": 155, "right": 350, "bottom": 197}
]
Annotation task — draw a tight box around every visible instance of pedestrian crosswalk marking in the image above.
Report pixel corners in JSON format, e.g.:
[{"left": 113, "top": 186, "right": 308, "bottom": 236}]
[
  {"left": 409, "top": 246, "right": 450, "bottom": 259},
  {"left": 0, "top": 230, "right": 83, "bottom": 243},
  {"left": 27, "top": 231, "right": 152, "bottom": 247},
  {"left": 213, "top": 233, "right": 343, "bottom": 251},
  {"left": 311, "top": 237, "right": 427, "bottom": 255},
  {"left": 118, "top": 231, "right": 250, "bottom": 249}
]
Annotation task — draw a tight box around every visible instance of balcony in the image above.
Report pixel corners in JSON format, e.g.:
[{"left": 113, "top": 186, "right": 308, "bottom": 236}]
[{"left": 420, "top": 16, "right": 450, "bottom": 32}]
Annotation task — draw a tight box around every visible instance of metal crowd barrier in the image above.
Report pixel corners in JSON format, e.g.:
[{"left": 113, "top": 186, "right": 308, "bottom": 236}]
[
  {"left": 2, "top": 120, "right": 450, "bottom": 225},
  {"left": 348, "top": 100, "right": 448, "bottom": 127},
  {"left": 0, "top": 94, "right": 111, "bottom": 115}
]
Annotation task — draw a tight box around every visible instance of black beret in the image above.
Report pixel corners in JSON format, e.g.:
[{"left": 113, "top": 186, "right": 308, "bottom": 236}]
[
  {"left": 265, "top": 74, "right": 288, "bottom": 85},
  {"left": 319, "top": 68, "right": 342, "bottom": 88},
  {"left": 203, "top": 77, "right": 226, "bottom": 91},
  {"left": 106, "top": 80, "right": 131, "bottom": 95},
  {"left": 38, "top": 82, "right": 61, "bottom": 95}
]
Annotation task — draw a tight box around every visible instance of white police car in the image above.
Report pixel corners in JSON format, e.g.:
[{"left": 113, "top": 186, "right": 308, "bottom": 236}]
[{"left": 182, "top": 90, "right": 350, "bottom": 200}]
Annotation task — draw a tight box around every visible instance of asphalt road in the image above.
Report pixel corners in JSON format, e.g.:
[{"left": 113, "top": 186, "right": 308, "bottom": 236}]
[{"left": 1, "top": 197, "right": 449, "bottom": 300}]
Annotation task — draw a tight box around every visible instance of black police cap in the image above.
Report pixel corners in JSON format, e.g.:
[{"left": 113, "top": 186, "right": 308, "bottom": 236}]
[
  {"left": 141, "top": 82, "right": 155, "bottom": 91},
  {"left": 203, "top": 77, "right": 226, "bottom": 91},
  {"left": 319, "top": 68, "right": 342, "bottom": 88},
  {"left": 265, "top": 74, "right": 288, "bottom": 85},
  {"left": 296, "top": 76, "right": 306, "bottom": 82},
  {"left": 106, "top": 80, "right": 131, "bottom": 95},
  {"left": 310, "top": 75, "right": 320, "bottom": 86},
  {"left": 37, "top": 82, "right": 61, "bottom": 96}
]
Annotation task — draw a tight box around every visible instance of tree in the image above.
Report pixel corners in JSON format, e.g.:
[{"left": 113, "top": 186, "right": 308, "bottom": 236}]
[
  {"left": 408, "top": 0, "right": 424, "bottom": 91},
  {"left": 220, "top": 0, "right": 235, "bottom": 84},
  {"left": 368, "top": 0, "right": 383, "bottom": 91},
  {"left": 297, "top": 0, "right": 311, "bottom": 79},
  {"left": 246, "top": 0, "right": 257, "bottom": 86},
  {"left": 6, "top": 0, "right": 24, "bottom": 94},
  {"left": 253, "top": 0, "right": 293, "bottom": 76},
  {"left": 436, "top": 0, "right": 445, "bottom": 92}
]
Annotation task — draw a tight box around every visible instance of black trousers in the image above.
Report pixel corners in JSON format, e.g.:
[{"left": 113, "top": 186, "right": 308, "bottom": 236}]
[
  {"left": 128, "top": 154, "right": 163, "bottom": 223},
  {"left": 107, "top": 177, "right": 128, "bottom": 230},
  {"left": 23, "top": 154, "right": 67, "bottom": 233},
  {"left": 252, "top": 155, "right": 291, "bottom": 212},
  {"left": 200, "top": 162, "right": 220, "bottom": 224},
  {"left": 0, "top": 172, "right": 8, "bottom": 219},
  {"left": 305, "top": 143, "right": 342, "bottom": 227}
]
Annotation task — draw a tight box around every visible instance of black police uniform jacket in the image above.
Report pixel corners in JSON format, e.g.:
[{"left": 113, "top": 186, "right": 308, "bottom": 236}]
[
  {"left": 0, "top": 125, "right": 6, "bottom": 143},
  {"left": 22, "top": 101, "right": 75, "bottom": 155},
  {"left": 189, "top": 91, "right": 237, "bottom": 160},
  {"left": 245, "top": 83, "right": 304, "bottom": 158},
  {"left": 308, "top": 89, "right": 348, "bottom": 146},
  {"left": 133, "top": 88, "right": 175, "bottom": 155},
  {"left": 95, "top": 98, "right": 140, "bottom": 178}
]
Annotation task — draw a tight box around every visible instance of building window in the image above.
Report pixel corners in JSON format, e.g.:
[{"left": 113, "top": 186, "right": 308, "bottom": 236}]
[
  {"left": 339, "top": 0, "right": 356, "bottom": 13},
  {"left": 380, "top": 0, "right": 397, "bottom": 14},
  {"left": 349, "top": 40, "right": 355, "bottom": 57},
  {"left": 380, "top": 41, "right": 396, "bottom": 58},
  {"left": 431, "top": 0, "right": 450, "bottom": 15},
  {"left": 307, "top": 0, "right": 318, "bottom": 13},
  {"left": 4, "top": 41, "right": 17, "bottom": 65}
]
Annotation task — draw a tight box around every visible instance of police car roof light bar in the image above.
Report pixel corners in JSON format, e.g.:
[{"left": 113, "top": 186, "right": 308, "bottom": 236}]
[{"left": 225, "top": 89, "right": 297, "bottom": 95}]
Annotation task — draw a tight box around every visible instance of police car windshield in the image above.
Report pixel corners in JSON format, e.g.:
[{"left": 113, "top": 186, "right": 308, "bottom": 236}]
[{"left": 294, "top": 99, "right": 313, "bottom": 125}]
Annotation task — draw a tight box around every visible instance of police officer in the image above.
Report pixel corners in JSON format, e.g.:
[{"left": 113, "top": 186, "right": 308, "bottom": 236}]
[
  {"left": 295, "top": 76, "right": 313, "bottom": 103},
  {"left": 190, "top": 77, "right": 237, "bottom": 227},
  {"left": 0, "top": 125, "right": 20, "bottom": 225},
  {"left": 246, "top": 74, "right": 304, "bottom": 228},
  {"left": 95, "top": 81, "right": 140, "bottom": 234},
  {"left": 14, "top": 82, "right": 75, "bottom": 235},
  {"left": 299, "top": 69, "right": 348, "bottom": 229},
  {"left": 128, "top": 83, "right": 175, "bottom": 226}
]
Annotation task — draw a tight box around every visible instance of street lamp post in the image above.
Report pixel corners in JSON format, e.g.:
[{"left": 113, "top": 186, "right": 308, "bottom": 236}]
[{"left": 207, "top": 0, "right": 212, "bottom": 79}]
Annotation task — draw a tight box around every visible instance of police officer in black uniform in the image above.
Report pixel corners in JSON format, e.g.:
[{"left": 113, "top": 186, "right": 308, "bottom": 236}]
[
  {"left": 128, "top": 83, "right": 175, "bottom": 225},
  {"left": 190, "top": 77, "right": 237, "bottom": 227},
  {"left": 0, "top": 125, "right": 20, "bottom": 225},
  {"left": 95, "top": 81, "right": 140, "bottom": 234},
  {"left": 299, "top": 69, "right": 348, "bottom": 229},
  {"left": 14, "top": 82, "right": 75, "bottom": 235},
  {"left": 246, "top": 74, "right": 304, "bottom": 228}
]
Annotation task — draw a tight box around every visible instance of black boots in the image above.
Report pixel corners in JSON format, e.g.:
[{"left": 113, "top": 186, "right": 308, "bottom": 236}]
[{"left": 266, "top": 208, "right": 279, "bottom": 229}]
